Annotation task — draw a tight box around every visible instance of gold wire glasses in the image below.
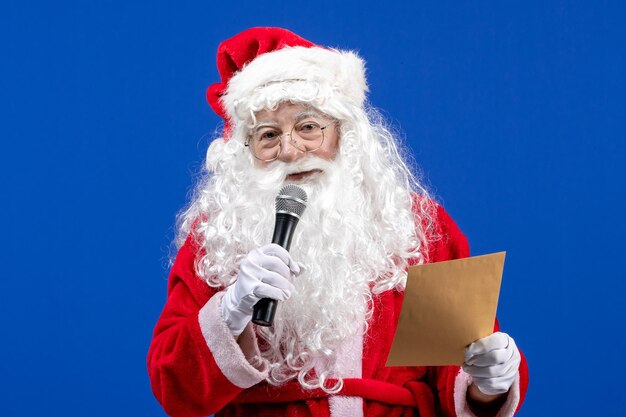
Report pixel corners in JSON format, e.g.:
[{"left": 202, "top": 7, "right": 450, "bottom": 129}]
[{"left": 245, "top": 120, "right": 335, "bottom": 162}]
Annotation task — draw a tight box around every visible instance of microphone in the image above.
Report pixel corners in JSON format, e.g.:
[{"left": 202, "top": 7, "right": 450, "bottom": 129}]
[{"left": 252, "top": 184, "right": 308, "bottom": 326}]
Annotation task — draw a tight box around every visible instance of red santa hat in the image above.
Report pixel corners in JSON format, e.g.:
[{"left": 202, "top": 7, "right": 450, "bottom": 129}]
[{"left": 206, "top": 27, "right": 368, "bottom": 139}]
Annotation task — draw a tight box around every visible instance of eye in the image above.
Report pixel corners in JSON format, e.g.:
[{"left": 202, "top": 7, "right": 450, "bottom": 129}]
[
  {"left": 296, "top": 121, "right": 321, "bottom": 133},
  {"left": 257, "top": 129, "right": 281, "bottom": 141}
]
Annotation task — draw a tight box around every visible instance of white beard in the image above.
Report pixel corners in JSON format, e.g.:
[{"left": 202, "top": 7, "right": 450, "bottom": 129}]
[
  {"left": 185, "top": 127, "right": 428, "bottom": 392},
  {"left": 252, "top": 157, "right": 374, "bottom": 391},
  {"left": 202, "top": 154, "right": 399, "bottom": 391}
]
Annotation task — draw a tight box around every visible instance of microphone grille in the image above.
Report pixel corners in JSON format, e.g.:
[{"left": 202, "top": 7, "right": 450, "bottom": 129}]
[{"left": 275, "top": 184, "right": 308, "bottom": 218}]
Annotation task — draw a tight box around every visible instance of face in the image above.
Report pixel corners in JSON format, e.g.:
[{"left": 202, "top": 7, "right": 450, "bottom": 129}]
[{"left": 251, "top": 102, "right": 340, "bottom": 181}]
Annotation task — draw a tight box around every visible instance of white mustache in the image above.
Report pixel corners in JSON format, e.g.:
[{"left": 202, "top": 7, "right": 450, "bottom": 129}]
[
  {"left": 280, "top": 157, "right": 335, "bottom": 176},
  {"left": 246, "top": 156, "right": 340, "bottom": 206},
  {"left": 253, "top": 156, "right": 336, "bottom": 181}
]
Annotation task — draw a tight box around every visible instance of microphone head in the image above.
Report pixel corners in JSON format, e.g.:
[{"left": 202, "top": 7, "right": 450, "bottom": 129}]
[{"left": 276, "top": 184, "right": 308, "bottom": 219}]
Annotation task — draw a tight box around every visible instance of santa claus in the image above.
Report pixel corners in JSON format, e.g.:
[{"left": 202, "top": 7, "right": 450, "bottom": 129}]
[{"left": 148, "top": 27, "right": 529, "bottom": 417}]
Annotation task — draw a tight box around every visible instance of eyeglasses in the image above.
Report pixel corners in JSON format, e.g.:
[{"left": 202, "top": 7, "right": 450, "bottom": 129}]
[{"left": 245, "top": 120, "right": 335, "bottom": 162}]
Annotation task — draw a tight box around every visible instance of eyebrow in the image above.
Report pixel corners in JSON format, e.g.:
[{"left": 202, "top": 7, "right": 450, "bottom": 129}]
[
  {"left": 252, "top": 110, "right": 326, "bottom": 132},
  {"left": 252, "top": 121, "right": 279, "bottom": 133},
  {"left": 293, "top": 110, "right": 324, "bottom": 121}
]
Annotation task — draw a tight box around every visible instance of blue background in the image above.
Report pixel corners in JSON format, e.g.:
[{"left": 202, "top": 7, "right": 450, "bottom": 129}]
[{"left": 1, "top": 1, "right": 624, "bottom": 416}]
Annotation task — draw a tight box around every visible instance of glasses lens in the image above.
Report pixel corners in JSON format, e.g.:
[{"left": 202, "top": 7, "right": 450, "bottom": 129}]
[
  {"left": 251, "top": 130, "right": 281, "bottom": 161},
  {"left": 291, "top": 122, "right": 325, "bottom": 152}
]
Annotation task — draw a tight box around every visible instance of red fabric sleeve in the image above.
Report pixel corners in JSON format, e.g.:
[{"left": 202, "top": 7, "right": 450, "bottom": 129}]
[
  {"left": 429, "top": 203, "right": 471, "bottom": 262},
  {"left": 147, "top": 235, "right": 247, "bottom": 417}
]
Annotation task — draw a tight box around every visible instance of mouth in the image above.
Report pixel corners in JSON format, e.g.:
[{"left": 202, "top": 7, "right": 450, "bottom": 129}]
[{"left": 286, "top": 169, "right": 323, "bottom": 181}]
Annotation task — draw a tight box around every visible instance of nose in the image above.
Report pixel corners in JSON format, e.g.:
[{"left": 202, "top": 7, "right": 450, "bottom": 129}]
[{"left": 277, "top": 134, "right": 306, "bottom": 163}]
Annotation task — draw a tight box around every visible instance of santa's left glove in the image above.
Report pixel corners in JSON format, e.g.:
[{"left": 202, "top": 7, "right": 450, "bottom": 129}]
[
  {"left": 463, "top": 332, "right": 521, "bottom": 396},
  {"left": 220, "top": 244, "right": 301, "bottom": 337}
]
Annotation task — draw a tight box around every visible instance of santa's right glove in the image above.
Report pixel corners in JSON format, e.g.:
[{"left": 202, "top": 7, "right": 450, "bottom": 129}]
[{"left": 220, "top": 243, "right": 301, "bottom": 337}]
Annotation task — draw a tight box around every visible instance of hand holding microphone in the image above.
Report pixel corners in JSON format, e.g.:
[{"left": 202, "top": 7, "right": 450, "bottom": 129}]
[
  {"left": 221, "top": 244, "right": 301, "bottom": 337},
  {"left": 253, "top": 184, "right": 308, "bottom": 326},
  {"left": 221, "top": 184, "right": 308, "bottom": 335}
]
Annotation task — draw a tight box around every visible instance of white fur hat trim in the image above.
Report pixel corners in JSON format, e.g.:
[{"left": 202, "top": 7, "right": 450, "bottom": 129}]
[{"left": 220, "top": 46, "right": 368, "bottom": 122}]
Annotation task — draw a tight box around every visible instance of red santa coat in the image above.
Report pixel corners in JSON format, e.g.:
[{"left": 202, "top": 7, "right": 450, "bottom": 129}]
[{"left": 148, "top": 203, "right": 529, "bottom": 417}]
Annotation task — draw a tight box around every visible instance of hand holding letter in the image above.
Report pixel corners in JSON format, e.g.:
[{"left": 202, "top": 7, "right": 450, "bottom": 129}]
[{"left": 463, "top": 332, "right": 521, "bottom": 395}]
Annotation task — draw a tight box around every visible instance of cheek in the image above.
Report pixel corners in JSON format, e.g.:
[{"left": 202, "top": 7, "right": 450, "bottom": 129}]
[{"left": 318, "top": 135, "right": 340, "bottom": 160}]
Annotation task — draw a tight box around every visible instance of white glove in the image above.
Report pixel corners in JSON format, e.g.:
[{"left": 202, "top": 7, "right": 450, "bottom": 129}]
[
  {"left": 221, "top": 243, "right": 301, "bottom": 337},
  {"left": 463, "top": 332, "right": 521, "bottom": 396}
]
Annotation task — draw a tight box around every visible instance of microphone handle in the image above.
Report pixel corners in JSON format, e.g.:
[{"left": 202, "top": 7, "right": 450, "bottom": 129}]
[
  {"left": 252, "top": 213, "right": 299, "bottom": 326},
  {"left": 271, "top": 213, "right": 299, "bottom": 251}
]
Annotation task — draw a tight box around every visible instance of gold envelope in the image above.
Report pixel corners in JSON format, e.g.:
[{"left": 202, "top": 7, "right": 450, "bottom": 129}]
[{"left": 386, "top": 252, "right": 505, "bottom": 366}]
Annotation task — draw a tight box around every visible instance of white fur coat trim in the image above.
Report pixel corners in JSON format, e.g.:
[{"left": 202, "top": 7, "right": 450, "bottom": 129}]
[
  {"left": 198, "top": 292, "right": 269, "bottom": 389},
  {"left": 454, "top": 369, "right": 521, "bottom": 417}
]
